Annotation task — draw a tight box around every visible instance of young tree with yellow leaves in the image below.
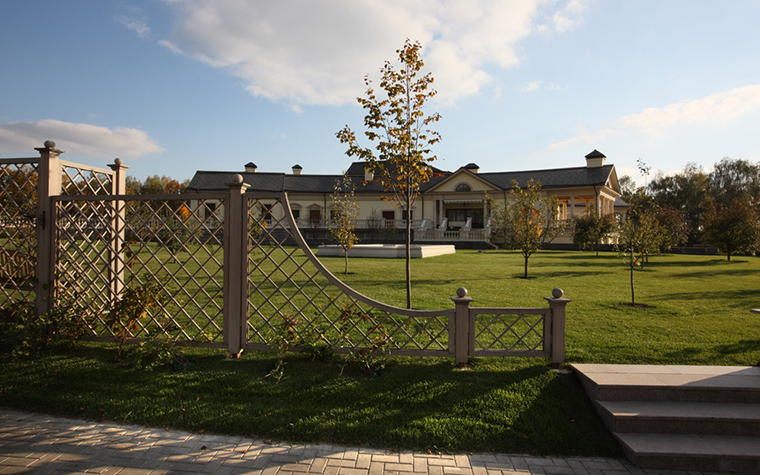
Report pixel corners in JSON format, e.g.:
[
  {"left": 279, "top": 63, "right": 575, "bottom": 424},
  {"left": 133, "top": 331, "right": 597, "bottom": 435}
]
[
  {"left": 336, "top": 39, "right": 441, "bottom": 309},
  {"left": 329, "top": 173, "right": 360, "bottom": 274}
]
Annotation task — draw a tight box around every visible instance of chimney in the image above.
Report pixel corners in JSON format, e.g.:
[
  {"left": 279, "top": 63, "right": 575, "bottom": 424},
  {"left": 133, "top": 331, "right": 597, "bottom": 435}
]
[
  {"left": 464, "top": 163, "right": 480, "bottom": 174},
  {"left": 364, "top": 166, "right": 374, "bottom": 181},
  {"left": 244, "top": 162, "right": 257, "bottom": 173},
  {"left": 292, "top": 164, "right": 302, "bottom": 175},
  {"left": 585, "top": 150, "right": 606, "bottom": 168}
]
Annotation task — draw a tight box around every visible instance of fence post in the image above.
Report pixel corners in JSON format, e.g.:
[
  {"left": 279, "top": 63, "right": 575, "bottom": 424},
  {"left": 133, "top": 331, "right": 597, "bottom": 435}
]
[
  {"left": 108, "top": 158, "right": 129, "bottom": 304},
  {"left": 223, "top": 175, "right": 250, "bottom": 356},
  {"left": 451, "top": 287, "right": 473, "bottom": 367},
  {"left": 544, "top": 288, "right": 570, "bottom": 368},
  {"left": 34, "top": 141, "right": 63, "bottom": 316}
]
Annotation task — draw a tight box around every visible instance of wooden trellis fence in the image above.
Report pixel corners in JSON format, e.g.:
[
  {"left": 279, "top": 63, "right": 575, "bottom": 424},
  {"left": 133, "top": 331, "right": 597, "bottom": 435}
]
[{"left": 1, "top": 142, "right": 569, "bottom": 366}]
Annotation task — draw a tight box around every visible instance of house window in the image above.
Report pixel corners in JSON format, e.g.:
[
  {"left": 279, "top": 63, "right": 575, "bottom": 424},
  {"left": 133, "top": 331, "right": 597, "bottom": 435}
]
[
  {"left": 402, "top": 210, "right": 413, "bottom": 222},
  {"left": 382, "top": 211, "right": 395, "bottom": 222},
  {"left": 309, "top": 209, "right": 322, "bottom": 226},
  {"left": 455, "top": 183, "right": 471, "bottom": 192},
  {"left": 291, "top": 208, "right": 300, "bottom": 220}
]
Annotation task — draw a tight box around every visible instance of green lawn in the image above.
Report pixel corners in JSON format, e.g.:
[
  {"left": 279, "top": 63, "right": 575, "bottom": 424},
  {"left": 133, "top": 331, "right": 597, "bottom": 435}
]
[
  {"left": 1, "top": 249, "right": 758, "bottom": 457},
  {"left": 318, "top": 250, "right": 760, "bottom": 366}
]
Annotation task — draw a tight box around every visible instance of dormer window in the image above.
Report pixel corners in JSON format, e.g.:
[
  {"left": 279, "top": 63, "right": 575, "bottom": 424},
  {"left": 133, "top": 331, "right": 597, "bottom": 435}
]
[{"left": 455, "top": 183, "right": 472, "bottom": 192}]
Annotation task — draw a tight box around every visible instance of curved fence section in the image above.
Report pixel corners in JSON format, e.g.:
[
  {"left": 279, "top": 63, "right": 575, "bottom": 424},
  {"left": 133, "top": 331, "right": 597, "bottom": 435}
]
[{"left": 243, "top": 193, "right": 453, "bottom": 356}]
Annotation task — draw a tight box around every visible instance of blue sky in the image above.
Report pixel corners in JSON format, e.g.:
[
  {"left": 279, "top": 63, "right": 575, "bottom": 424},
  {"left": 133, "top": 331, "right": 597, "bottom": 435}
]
[{"left": 2, "top": 1, "right": 759, "bottom": 185}]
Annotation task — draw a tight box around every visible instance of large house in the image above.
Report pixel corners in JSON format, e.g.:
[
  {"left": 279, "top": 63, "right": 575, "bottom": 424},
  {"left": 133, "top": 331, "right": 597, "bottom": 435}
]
[{"left": 186, "top": 150, "right": 625, "bottom": 245}]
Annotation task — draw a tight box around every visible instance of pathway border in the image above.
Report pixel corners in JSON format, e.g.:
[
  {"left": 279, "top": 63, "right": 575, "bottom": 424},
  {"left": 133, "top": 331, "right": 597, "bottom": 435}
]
[{"left": 0, "top": 409, "right": 713, "bottom": 475}]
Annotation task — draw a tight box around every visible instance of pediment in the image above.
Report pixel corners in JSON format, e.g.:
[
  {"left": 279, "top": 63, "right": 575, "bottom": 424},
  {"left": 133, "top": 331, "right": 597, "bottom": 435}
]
[{"left": 425, "top": 168, "right": 500, "bottom": 193}]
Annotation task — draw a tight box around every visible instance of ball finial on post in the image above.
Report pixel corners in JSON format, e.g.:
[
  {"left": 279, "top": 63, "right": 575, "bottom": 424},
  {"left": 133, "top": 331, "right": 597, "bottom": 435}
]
[
  {"left": 552, "top": 288, "right": 564, "bottom": 299},
  {"left": 456, "top": 287, "right": 468, "bottom": 298},
  {"left": 43, "top": 140, "right": 56, "bottom": 149}
]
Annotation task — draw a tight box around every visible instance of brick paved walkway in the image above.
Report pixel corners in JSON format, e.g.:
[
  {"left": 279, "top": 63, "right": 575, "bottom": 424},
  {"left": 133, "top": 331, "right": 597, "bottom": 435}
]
[{"left": 0, "top": 409, "right": 711, "bottom": 475}]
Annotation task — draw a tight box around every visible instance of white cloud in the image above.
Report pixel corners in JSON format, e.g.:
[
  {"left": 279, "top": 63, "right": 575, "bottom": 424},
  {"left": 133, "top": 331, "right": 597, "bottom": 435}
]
[
  {"left": 617, "top": 84, "right": 760, "bottom": 135},
  {"left": 521, "top": 80, "right": 567, "bottom": 93},
  {"left": 116, "top": 6, "right": 152, "bottom": 38},
  {"left": 157, "top": 0, "right": 585, "bottom": 107},
  {"left": 0, "top": 120, "right": 165, "bottom": 159},
  {"left": 551, "top": 0, "right": 588, "bottom": 33},
  {"left": 549, "top": 84, "right": 760, "bottom": 148}
]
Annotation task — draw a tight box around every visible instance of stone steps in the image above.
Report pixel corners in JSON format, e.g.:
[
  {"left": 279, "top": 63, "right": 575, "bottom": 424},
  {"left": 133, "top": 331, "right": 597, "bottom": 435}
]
[{"left": 572, "top": 364, "right": 760, "bottom": 473}]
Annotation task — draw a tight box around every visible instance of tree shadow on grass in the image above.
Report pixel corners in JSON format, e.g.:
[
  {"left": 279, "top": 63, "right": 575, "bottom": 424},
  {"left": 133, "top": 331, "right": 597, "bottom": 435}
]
[
  {"left": 531, "top": 270, "right": 615, "bottom": 279},
  {"left": 651, "top": 289, "right": 757, "bottom": 308},
  {"left": 647, "top": 258, "right": 753, "bottom": 268},
  {"left": 668, "top": 267, "right": 759, "bottom": 278},
  {"left": 715, "top": 339, "right": 760, "bottom": 358}
]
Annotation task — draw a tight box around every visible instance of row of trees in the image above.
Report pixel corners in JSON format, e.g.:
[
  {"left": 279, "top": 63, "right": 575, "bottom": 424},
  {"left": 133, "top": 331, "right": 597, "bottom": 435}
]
[
  {"left": 125, "top": 175, "right": 189, "bottom": 195},
  {"left": 616, "top": 158, "right": 760, "bottom": 261}
]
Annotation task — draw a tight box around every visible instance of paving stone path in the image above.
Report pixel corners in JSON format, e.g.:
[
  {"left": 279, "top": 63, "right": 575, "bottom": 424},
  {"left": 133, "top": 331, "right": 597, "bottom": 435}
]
[{"left": 0, "top": 409, "right": 715, "bottom": 475}]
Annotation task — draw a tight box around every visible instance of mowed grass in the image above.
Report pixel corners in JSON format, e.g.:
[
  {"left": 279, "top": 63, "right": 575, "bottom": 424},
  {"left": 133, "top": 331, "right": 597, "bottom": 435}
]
[
  {"left": 318, "top": 250, "right": 760, "bottom": 366},
  {"left": 1, "top": 249, "right": 758, "bottom": 457}
]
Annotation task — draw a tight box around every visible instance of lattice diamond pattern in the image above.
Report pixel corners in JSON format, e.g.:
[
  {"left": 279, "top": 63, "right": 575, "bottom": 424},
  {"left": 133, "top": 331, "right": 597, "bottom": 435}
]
[
  {"left": 0, "top": 162, "right": 38, "bottom": 304},
  {"left": 473, "top": 312, "right": 546, "bottom": 352},
  {"left": 61, "top": 165, "right": 113, "bottom": 196},
  {"left": 54, "top": 195, "right": 225, "bottom": 342},
  {"left": 245, "top": 197, "right": 449, "bottom": 352}
]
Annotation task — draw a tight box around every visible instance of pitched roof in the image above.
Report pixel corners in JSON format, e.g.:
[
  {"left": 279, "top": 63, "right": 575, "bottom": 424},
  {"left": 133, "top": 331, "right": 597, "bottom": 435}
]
[
  {"left": 187, "top": 161, "right": 616, "bottom": 194},
  {"left": 475, "top": 164, "right": 615, "bottom": 190}
]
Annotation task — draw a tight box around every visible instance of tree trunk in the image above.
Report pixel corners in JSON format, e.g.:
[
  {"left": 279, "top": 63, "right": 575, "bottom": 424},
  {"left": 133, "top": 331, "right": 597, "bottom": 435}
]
[
  {"left": 344, "top": 251, "right": 348, "bottom": 274},
  {"left": 630, "top": 247, "right": 635, "bottom": 306},
  {"left": 523, "top": 254, "right": 529, "bottom": 279},
  {"left": 405, "top": 212, "right": 412, "bottom": 309}
]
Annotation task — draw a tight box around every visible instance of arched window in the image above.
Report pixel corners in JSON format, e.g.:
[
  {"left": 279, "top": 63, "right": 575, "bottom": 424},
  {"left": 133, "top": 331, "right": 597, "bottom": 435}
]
[{"left": 455, "top": 183, "right": 472, "bottom": 192}]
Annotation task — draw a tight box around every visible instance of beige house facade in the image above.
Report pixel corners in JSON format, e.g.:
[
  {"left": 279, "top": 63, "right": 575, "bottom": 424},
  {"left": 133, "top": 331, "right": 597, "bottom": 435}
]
[{"left": 187, "top": 150, "right": 624, "bottom": 245}]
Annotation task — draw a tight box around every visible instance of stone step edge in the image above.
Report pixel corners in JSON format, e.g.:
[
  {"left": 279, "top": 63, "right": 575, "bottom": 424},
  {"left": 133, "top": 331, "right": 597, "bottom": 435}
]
[
  {"left": 598, "top": 400, "right": 760, "bottom": 421},
  {"left": 573, "top": 371, "right": 760, "bottom": 403},
  {"left": 597, "top": 401, "right": 760, "bottom": 436},
  {"left": 614, "top": 432, "right": 760, "bottom": 472}
]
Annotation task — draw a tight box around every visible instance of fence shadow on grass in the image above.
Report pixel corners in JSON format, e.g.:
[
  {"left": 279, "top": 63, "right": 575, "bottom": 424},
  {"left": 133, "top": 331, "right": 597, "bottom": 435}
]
[{"left": 3, "top": 344, "right": 613, "bottom": 456}]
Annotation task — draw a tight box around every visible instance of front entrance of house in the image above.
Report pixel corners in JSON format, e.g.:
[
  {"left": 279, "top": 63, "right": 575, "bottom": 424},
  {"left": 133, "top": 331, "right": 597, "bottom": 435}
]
[{"left": 445, "top": 208, "right": 484, "bottom": 229}]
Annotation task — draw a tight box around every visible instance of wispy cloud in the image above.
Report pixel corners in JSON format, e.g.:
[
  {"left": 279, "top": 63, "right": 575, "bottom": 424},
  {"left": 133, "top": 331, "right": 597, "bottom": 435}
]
[
  {"left": 0, "top": 120, "right": 165, "bottom": 158},
  {"left": 520, "top": 80, "right": 567, "bottom": 92},
  {"left": 549, "top": 84, "right": 760, "bottom": 148},
  {"left": 618, "top": 84, "right": 760, "bottom": 134},
  {"left": 156, "top": 0, "right": 587, "bottom": 108},
  {"left": 116, "top": 6, "right": 151, "bottom": 39}
]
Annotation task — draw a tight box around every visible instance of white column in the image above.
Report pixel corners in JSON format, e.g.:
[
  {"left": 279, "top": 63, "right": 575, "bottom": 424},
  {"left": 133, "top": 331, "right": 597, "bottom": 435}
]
[{"left": 570, "top": 195, "right": 576, "bottom": 218}]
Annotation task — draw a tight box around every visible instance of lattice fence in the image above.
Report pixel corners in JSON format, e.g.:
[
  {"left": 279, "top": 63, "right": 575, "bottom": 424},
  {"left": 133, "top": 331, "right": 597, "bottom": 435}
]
[
  {"left": 0, "top": 159, "right": 39, "bottom": 305},
  {"left": 54, "top": 193, "right": 227, "bottom": 343},
  {"left": 244, "top": 195, "right": 452, "bottom": 355},
  {"left": 2, "top": 148, "right": 569, "bottom": 365}
]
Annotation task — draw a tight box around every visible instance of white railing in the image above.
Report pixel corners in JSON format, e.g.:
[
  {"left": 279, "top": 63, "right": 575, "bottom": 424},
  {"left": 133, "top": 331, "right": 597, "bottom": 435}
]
[{"left": 414, "top": 228, "right": 490, "bottom": 242}]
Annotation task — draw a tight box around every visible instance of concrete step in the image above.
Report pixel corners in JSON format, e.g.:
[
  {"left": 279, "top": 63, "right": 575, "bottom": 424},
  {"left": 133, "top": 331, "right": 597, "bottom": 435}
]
[
  {"left": 573, "top": 364, "right": 760, "bottom": 403},
  {"left": 598, "top": 400, "right": 760, "bottom": 436},
  {"left": 572, "top": 364, "right": 760, "bottom": 473},
  {"left": 615, "top": 432, "right": 760, "bottom": 473}
]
